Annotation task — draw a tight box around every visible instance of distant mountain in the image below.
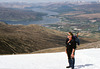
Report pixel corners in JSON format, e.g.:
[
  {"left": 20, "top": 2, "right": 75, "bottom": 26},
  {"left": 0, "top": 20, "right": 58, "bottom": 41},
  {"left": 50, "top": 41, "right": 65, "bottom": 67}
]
[
  {"left": 49, "top": 4, "right": 76, "bottom": 13},
  {"left": 38, "top": 3, "right": 100, "bottom": 14},
  {"left": 75, "top": 3, "right": 100, "bottom": 13},
  {"left": 0, "top": 22, "right": 95, "bottom": 54},
  {"left": 0, "top": 2, "right": 32, "bottom": 9},
  {"left": 35, "top": 3, "right": 76, "bottom": 13},
  {"left": 0, "top": 7, "right": 46, "bottom": 22}
]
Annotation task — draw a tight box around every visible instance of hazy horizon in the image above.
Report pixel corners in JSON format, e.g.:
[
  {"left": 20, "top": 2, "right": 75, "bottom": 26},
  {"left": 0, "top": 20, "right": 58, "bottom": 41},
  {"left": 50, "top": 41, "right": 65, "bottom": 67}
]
[{"left": 0, "top": 0, "right": 99, "bottom": 3}]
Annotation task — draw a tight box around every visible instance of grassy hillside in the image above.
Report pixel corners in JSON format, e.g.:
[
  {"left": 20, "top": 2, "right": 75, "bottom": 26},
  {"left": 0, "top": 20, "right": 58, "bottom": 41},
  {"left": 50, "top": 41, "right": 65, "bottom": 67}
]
[
  {"left": 0, "top": 22, "right": 66, "bottom": 54},
  {"left": 0, "top": 22, "right": 96, "bottom": 55},
  {"left": 33, "top": 41, "right": 100, "bottom": 53}
]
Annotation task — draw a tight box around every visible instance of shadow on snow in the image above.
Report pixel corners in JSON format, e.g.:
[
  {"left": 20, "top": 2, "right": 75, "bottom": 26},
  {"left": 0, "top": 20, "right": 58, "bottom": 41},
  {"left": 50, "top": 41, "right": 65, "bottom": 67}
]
[{"left": 75, "top": 64, "right": 93, "bottom": 69}]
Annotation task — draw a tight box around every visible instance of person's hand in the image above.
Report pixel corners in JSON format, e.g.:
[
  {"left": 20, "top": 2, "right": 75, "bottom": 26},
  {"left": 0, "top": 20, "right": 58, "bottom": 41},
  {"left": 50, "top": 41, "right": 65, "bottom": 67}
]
[
  {"left": 71, "top": 53, "right": 74, "bottom": 58},
  {"left": 65, "top": 48, "right": 67, "bottom": 53}
]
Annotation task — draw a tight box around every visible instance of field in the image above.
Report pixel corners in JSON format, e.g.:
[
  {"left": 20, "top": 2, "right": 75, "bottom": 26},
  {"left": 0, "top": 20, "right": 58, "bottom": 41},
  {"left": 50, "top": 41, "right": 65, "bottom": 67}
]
[{"left": 75, "top": 13, "right": 100, "bottom": 19}]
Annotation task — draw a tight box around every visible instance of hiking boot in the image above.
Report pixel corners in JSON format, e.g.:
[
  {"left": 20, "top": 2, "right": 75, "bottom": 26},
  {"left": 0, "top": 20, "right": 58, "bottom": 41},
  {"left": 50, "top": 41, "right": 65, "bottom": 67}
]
[
  {"left": 72, "top": 67, "right": 74, "bottom": 69},
  {"left": 66, "top": 66, "right": 71, "bottom": 68}
]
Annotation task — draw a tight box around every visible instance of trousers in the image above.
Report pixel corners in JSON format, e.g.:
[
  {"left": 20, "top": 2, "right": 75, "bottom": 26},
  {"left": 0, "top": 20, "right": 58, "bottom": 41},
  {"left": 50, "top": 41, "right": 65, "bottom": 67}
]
[
  {"left": 68, "top": 58, "right": 75, "bottom": 68},
  {"left": 67, "top": 50, "right": 75, "bottom": 69}
]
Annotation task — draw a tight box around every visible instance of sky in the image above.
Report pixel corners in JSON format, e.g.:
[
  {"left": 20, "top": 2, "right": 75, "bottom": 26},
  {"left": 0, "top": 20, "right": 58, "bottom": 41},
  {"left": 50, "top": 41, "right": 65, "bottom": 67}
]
[{"left": 0, "top": 0, "right": 99, "bottom": 3}]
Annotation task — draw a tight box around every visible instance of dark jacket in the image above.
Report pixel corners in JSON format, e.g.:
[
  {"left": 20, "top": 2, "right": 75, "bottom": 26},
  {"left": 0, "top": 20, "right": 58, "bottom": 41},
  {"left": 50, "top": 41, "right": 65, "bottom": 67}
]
[{"left": 66, "top": 38, "right": 76, "bottom": 53}]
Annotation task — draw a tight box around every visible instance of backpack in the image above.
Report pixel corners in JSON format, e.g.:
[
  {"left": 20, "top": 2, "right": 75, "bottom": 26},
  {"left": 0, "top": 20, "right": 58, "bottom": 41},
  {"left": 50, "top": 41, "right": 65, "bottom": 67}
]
[{"left": 73, "top": 36, "right": 80, "bottom": 45}]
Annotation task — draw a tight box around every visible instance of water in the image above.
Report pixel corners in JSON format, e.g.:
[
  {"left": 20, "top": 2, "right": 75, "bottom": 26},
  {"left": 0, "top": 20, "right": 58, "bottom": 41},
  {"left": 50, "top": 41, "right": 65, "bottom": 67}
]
[
  {"left": 6, "top": 8, "right": 60, "bottom": 25},
  {"left": 32, "top": 8, "right": 59, "bottom": 16}
]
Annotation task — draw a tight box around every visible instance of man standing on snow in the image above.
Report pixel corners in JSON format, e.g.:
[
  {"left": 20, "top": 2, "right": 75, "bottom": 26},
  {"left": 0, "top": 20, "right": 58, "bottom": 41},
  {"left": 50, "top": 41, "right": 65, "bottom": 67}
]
[{"left": 65, "top": 32, "right": 76, "bottom": 69}]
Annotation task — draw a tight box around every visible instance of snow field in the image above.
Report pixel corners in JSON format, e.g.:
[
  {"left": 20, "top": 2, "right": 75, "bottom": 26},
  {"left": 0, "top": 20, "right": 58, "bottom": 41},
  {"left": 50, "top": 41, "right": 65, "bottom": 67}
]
[{"left": 0, "top": 48, "right": 99, "bottom": 69}]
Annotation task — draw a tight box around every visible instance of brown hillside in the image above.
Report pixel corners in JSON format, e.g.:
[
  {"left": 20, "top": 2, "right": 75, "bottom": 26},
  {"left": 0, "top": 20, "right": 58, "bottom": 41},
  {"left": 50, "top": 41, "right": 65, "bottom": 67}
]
[
  {"left": 33, "top": 41, "right": 100, "bottom": 54},
  {"left": 0, "top": 22, "right": 97, "bottom": 54},
  {"left": 0, "top": 22, "right": 66, "bottom": 54}
]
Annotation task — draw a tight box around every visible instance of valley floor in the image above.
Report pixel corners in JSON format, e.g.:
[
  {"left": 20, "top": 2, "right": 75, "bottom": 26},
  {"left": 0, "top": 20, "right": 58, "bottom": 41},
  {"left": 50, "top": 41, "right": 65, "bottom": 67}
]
[{"left": 0, "top": 48, "right": 100, "bottom": 69}]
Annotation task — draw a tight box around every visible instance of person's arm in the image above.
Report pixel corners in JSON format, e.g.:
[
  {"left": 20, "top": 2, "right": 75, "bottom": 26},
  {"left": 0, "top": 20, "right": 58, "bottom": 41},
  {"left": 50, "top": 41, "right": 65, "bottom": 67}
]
[
  {"left": 65, "top": 38, "right": 68, "bottom": 53},
  {"left": 66, "top": 38, "right": 69, "bottom": 45},
  {"left": 65, "top": 47, "right": 67, "bottom": 54},
  {"left": 71, "top": 40, "right": 76, "bottom": 58},
  {"left": 71, "top": 49, "right": 75, "bottom": 58}
]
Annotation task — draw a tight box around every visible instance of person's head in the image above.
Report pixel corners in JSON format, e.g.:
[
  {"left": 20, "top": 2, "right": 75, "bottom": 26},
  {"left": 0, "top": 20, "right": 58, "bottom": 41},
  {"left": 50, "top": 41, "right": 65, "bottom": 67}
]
[{"left": 67, "top": 32, "right": 73, "bottom": 39}]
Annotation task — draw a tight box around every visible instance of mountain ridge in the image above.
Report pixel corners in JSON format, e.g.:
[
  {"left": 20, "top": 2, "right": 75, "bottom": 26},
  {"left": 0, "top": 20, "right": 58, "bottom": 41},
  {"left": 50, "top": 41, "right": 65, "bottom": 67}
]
[
  {"left": 0, "top": 7, "right": 46, "bottom": 22},
  {"left": 0, "top": 22, "right": 66, "bottom": 54}
]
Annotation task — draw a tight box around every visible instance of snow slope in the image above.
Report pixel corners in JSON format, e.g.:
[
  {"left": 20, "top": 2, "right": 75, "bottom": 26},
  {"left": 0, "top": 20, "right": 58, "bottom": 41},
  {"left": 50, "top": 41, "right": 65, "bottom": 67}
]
[{"left": 0, "top": 48, "right": 100, "bottom": 69}]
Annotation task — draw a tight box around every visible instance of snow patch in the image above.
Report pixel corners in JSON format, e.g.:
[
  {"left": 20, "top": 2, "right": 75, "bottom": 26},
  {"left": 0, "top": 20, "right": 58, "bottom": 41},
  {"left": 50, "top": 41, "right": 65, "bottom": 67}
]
[{"left": 0, "top": 48, "right": 100, "bottom": 69}]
